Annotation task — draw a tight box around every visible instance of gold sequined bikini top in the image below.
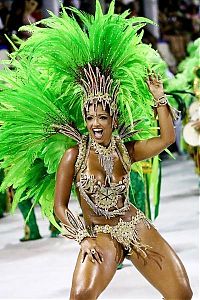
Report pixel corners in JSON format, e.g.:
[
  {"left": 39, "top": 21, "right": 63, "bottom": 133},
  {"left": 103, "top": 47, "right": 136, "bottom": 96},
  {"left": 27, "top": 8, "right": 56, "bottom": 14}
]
[{"left": 75, "top": 135, "right": 132, "bottom": 219}]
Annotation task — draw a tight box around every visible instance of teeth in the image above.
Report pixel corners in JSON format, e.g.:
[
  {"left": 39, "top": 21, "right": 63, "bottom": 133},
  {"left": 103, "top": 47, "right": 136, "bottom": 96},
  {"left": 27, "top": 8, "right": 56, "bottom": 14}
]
[
  {"left": 93, "top": 129, "right": 102, "bottom": 132},
  {"left": 93, "top": 128, "right": 103, "bottom": 139}
]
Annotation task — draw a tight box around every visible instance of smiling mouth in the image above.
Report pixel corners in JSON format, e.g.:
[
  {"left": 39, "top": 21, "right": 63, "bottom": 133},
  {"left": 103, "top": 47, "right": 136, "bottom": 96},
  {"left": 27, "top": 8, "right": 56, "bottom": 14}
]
[{"left": 92, "top": 128, "right": 103, "bottom": 139}]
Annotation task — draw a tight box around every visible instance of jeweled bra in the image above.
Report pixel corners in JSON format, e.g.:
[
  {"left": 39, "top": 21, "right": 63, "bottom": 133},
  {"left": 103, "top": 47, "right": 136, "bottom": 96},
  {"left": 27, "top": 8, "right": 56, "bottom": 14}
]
[{"left": 75, "top": 135, "right": 132, "bottom": 218}]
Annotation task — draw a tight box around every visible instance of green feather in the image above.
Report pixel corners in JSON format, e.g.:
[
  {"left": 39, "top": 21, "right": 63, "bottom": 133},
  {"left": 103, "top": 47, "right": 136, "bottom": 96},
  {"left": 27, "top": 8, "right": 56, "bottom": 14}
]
[{"left": 0, "top": 0, "right": 166, "bottom": 227}]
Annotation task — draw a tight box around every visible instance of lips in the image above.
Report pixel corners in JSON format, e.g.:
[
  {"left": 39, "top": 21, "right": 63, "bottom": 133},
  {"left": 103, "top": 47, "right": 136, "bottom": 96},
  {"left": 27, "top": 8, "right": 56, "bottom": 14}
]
[{"left": 92, "top": 128, "right": 103, "bottom": 139}]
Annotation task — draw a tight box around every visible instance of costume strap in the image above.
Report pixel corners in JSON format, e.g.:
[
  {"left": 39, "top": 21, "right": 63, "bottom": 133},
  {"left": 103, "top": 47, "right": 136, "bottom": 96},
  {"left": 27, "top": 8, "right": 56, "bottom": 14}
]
[
  {"left": 74, "top": 135, "right": 88, "bottom": 177},
  {"left": 115, "top": 136, "right": 132, "bottom": 173},
  {"left": 52, "top": 124, "right": 82, "bottom": 143},
  {"left": 118, "top": 121, "right": 141, "bottom": 140}
]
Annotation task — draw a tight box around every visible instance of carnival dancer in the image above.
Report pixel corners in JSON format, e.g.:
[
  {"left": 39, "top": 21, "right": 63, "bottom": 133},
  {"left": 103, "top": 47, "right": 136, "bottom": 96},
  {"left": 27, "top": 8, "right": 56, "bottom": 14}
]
[
  {"left": 0, "top": 1, "right": 192, "bottom": 299},
  {"left": 55, "top": 68, "right": 192, "bottom": 300}
]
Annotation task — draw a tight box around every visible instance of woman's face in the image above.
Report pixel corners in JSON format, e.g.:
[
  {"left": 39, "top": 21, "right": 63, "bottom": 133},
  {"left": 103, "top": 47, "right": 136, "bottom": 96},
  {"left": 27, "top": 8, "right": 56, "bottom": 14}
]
[
  {"left": 86, "top": 103, "right": 114, "bottom": 147},
  {"left": 25, "top": 0, "right": 38, "bottom": 14}
]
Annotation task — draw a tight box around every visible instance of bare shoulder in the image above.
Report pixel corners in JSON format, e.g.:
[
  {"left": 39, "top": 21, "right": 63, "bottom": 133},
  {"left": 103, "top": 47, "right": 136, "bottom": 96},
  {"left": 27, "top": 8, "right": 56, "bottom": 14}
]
[{"left": 60, "top": 146, "right": 79, "bottom": 168}]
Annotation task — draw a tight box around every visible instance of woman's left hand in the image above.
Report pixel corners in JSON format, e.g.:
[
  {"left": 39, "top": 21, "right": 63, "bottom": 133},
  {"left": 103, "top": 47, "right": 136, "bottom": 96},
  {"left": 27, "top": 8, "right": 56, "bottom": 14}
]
[{"left": 147, "top": 72, "right": 164, "bottom": 100}]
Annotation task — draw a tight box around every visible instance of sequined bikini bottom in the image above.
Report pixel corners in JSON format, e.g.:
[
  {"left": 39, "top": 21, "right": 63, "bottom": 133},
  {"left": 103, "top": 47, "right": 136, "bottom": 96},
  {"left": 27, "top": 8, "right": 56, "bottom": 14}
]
[{"left": 94, "top": 209, "right": 152, "bottom": 258}]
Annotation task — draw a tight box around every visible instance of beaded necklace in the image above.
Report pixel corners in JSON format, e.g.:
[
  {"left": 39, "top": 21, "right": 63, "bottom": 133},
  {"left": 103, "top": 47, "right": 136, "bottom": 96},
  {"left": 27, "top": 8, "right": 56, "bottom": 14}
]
[{"left": 90, "top": 137, "right": 116, "bottom": 183}]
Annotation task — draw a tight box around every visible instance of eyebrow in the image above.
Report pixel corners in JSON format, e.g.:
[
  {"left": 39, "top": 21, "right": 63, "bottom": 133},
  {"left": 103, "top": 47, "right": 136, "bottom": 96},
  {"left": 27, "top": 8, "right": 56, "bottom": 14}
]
[{"left": 87, "top": 113, "right": 109, "bottom": 116}]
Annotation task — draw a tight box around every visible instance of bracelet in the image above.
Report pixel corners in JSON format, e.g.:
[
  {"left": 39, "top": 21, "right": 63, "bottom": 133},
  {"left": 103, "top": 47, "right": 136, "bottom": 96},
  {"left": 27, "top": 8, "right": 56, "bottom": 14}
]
[
  {"left": 153, "top": 95, "right": 168, "bottom": 107},
  {"left": 61, "top": 210, "right": 96, "bottom": 244},
  {"left": 153, "top": 94, "right": 181, "bottom": 122}
]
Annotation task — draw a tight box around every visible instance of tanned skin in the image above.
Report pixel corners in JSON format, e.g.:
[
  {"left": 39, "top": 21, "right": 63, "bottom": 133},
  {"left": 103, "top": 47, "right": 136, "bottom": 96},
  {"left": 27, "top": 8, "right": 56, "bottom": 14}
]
[{"left": 54, "top": 76, "right": 193, "bottom": 300}]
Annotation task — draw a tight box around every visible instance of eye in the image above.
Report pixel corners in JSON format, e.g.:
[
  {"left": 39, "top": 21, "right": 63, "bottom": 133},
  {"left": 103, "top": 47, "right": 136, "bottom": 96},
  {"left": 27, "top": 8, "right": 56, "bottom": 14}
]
[
  {"left": 100, "top": 116, "right": 108, "bottom": 120},
  {"left": 86, "top": 116, "right": 93, "bottom": 121}
]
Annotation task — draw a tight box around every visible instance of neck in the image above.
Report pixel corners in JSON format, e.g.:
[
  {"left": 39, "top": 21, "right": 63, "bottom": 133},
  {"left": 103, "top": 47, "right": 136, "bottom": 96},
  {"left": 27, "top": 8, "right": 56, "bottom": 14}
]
[
  {"left": 90, "top": 137, "right": 112, "bottom": 148},
  {"left": 90, "top": 137, "right": 116, "bottom": 180}
]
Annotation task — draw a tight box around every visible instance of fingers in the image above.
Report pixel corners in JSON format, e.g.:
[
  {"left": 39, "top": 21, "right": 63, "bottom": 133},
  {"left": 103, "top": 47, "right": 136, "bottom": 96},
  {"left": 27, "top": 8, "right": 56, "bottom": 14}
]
[
  {"left": 81, "top": 248, "right": 104, "bottom": 264},
  {"left": 92, "top": 247, "right": 104, "bottom": 264},
  {"left": 91, "top": 251, "right": 101, "bottom": 263},
  {"left": 96, "top": 248, "right": 104, "bottom": 263},
  {"left": 87, "top": 251, "right": 95, "bottom": 263},
  {"left": 147, "top": 75, "right": 163, "bottom": 93},
  {"left": 81, "top": 249, "right": 95, "bottom": 263},
  {"left": 147, "top": 69, "right": 162, "bottom": 83},
  {"left": 81, "top": 251, "right": 87, "bottom": 263},
  {"left": 157, "top": 73, "right": 162, "bottom": 81},
  {"left": 148, "top": 75, "right": 161, "bottom": 84}
]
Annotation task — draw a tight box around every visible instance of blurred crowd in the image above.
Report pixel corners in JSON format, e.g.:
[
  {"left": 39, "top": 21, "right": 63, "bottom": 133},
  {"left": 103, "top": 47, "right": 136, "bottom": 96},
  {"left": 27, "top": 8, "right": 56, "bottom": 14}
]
[
  {"left": 0, "top": 0, "right": 42, "bottom": 48},
  {"left": 0, "top": 0, "right": 199, "bottom": 72},
  {"left": 158, "top": 0, "right": 200, "bottom": 73}
]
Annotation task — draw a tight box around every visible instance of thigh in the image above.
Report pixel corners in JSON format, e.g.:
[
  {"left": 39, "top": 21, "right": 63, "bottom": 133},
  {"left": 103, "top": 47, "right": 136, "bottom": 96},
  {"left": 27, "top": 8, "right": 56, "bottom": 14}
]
[
  {"left": 128, "top": 221, "right": 191, "bottom": 296},
  {"left": 70, "top": 233, "right": 124, "bottom": 299}
]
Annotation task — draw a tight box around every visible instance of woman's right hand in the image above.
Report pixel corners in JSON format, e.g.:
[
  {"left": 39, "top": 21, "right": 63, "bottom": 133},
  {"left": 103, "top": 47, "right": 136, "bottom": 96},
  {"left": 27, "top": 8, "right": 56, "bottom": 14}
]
[{"left": 80, "top": 237, "right": 104, "bottom": 264}]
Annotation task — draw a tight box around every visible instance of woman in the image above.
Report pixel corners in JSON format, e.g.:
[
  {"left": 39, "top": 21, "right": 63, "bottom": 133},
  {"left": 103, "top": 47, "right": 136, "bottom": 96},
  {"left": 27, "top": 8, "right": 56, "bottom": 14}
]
[
  {"left": 5, "top": 0, "right": 41, "bottom": 39},
  {"left": 0, "top": 1, "right": 192, "bottom": 299},
  {"left": 54, "top": 64, "right": 192, "bottom": 299}
]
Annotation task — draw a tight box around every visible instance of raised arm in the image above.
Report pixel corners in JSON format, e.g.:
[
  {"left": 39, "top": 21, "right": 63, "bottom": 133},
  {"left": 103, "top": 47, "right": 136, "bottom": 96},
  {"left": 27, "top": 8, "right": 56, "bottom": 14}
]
[
  {"left": 54, "top": 147, "right": 78, "bottom": 224},
  {"left": 126, "top": 75, "right": 176, "bottom": 162}
]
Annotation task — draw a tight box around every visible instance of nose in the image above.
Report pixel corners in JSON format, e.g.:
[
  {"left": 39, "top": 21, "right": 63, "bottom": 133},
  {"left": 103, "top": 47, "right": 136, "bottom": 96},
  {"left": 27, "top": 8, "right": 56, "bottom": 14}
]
[{"left": 93, "top": 117, "right": 100, "bottom": 126}]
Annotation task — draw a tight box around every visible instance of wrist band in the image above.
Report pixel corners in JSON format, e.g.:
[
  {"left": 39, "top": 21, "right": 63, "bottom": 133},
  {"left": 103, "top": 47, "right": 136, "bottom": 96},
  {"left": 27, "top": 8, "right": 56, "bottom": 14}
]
[
  {"left": 61, "top": 210, "right": 96, "bottom": 244},
  {"left": 153, "top": 95, "right": 168, "bottom": 107},
  {"left": 153, "top": 94, "right": 181, "bottom": 122}
]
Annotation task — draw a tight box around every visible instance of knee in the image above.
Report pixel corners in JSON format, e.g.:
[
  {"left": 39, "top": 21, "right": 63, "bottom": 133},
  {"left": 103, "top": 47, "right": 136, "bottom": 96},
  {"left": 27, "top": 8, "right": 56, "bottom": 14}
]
[
  {"left": 165, "top": 283, "right": 193, "bottom": 300},
  {"left": 180, "top": 286, "right": 193, "bottom": 300},
  {"left": 176, "top": 283, "right": 193, "bottom": 300},
  {"left": 70, "top": 286, "right": 96, "bottom": 300}
]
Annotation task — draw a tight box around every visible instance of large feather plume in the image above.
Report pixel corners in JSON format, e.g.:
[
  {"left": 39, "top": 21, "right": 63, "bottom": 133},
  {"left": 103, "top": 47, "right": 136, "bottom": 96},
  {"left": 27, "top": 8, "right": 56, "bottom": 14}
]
[{"left": 0, "top": 0, "right": 165, "bottom": 226}]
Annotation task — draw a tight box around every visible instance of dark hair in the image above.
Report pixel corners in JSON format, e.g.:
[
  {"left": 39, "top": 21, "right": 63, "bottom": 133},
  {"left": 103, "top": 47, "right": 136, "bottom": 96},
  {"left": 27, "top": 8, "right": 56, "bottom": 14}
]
[
  {"left": 6, "top": 0, "right": 42, "bottom": 34},
  {"left": 6, "top": 0, "right": 25, "bottom": 33}
]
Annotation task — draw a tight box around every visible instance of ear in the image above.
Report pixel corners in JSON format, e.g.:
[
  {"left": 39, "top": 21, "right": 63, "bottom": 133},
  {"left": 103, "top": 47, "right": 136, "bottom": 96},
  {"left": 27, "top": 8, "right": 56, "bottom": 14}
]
[
  {"left": 113, "top": 122, "right": 118, "bottom": 129},
  {"left": 112, "top": 116, "right": 118, "bottom": 130}
]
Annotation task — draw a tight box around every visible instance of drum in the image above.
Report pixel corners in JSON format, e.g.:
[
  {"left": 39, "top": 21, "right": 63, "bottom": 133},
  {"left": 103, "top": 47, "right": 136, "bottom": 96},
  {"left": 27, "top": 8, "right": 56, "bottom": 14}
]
[
  {"left": 183, "top": 101, "right": 200, "bottom": 146},
  {"left": 183, "top": 122, "right": 200, "bottom": 146},
  {"left": 189, "top": 101, "right": 199, "bottom": 117}
]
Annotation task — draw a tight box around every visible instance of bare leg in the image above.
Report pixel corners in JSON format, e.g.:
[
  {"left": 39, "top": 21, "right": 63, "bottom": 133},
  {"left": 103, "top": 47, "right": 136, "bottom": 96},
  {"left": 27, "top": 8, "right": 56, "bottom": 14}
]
[
  {"left": 70, "top": 233, "right": 124, "bottom": 300},
  {"left": 128, "top": 221, "right": 193, "bottom": 300}
]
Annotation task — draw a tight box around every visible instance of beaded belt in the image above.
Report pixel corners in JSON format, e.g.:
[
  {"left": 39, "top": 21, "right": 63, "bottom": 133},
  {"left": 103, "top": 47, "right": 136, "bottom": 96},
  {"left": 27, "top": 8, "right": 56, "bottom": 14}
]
[{"left": 94, "top": 210, "right": 152, "bottom": 256}]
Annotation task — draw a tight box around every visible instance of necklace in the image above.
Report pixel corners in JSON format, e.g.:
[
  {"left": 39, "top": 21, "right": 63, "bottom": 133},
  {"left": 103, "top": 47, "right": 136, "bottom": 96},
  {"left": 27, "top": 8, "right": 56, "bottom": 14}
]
[{"left": 90, "top": 137, "right": 116, "bottom": 182}]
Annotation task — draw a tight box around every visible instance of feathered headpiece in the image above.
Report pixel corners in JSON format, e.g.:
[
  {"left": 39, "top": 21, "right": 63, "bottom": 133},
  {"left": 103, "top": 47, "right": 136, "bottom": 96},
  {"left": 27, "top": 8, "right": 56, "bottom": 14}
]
[
  {"left": 0, "top": 0, "right": 165, "bottom": 228},
  {"left": 82, "top": 64, "right": 118, "bottom": 118}
]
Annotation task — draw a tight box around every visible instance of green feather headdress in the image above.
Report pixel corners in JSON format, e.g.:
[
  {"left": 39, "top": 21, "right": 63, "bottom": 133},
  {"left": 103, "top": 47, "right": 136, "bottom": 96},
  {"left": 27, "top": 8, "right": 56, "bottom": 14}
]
[{"left": 0, "top": 0, "right": 165, "bottom": 227}]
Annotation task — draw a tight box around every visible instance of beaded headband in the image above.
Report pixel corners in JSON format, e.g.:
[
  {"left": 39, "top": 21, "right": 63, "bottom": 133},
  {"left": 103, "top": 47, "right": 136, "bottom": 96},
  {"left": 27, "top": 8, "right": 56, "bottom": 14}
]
[{"left": 81, "top": 64, "right": 119, "bottom": 117}]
